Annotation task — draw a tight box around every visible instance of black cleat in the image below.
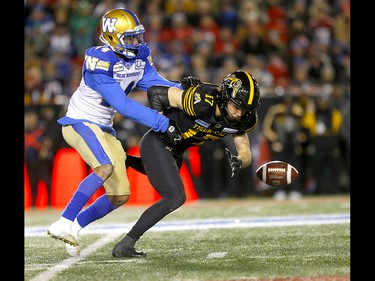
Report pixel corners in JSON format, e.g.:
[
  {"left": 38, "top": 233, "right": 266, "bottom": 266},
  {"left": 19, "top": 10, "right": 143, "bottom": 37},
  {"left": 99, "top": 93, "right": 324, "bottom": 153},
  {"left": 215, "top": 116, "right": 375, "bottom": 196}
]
[{"left": 112, "top": 246, "right": 147, "bottom": 258}]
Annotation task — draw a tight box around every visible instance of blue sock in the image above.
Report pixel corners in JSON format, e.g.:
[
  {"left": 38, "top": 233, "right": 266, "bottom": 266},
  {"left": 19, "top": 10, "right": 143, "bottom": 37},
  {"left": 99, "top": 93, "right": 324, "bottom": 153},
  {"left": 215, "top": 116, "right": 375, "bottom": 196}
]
[
  {"left": 61, "top": 173, "right": 104, "bottom": 221},
  {"left": 76, "top": 194, "right": 117, "bottom": 228}
]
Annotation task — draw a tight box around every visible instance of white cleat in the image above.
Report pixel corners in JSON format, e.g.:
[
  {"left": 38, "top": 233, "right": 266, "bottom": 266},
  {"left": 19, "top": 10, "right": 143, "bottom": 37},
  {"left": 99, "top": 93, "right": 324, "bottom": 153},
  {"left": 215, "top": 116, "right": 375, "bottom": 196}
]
[{"left": 47, "top": 218, "right": 79, "bottom": 247}]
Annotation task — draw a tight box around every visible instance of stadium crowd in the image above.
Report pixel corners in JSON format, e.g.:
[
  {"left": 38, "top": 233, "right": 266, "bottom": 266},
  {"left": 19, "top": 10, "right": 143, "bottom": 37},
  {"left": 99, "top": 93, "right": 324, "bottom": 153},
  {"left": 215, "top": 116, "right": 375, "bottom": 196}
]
[{"left": 24, "top": 0, "right": 350, "bottom": 205}]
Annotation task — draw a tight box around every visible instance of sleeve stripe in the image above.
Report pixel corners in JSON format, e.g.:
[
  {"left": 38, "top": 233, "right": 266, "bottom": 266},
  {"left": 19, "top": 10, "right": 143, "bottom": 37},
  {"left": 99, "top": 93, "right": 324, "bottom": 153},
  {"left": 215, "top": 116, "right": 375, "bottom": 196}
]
[{"left": 182, "top": 88, "right": 196, "bottom": 116}]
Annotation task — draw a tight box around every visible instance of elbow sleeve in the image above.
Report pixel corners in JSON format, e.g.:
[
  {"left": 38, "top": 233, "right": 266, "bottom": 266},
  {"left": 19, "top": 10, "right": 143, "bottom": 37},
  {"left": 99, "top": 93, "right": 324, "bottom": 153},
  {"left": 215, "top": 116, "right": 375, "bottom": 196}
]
[{"left": 147, "top": 86, "right": 170, "bottom": 112}]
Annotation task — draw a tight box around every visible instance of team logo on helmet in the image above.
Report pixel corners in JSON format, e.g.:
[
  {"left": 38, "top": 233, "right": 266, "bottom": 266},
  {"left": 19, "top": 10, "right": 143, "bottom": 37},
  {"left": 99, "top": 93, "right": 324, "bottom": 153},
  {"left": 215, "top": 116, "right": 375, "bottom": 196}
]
[
  {"left": 226, "top": 77, "right": 242, "bottom": 99},
  {"left": 101, "top": 18, "right": 117, "bottom": 33}
]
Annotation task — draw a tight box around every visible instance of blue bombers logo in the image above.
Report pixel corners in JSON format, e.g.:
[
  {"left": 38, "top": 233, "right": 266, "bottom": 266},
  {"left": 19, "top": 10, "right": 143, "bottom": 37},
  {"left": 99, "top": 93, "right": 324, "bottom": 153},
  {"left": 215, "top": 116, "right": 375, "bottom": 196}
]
[{"left": 101, "top": 18, "right": 117, "bottom": 33}]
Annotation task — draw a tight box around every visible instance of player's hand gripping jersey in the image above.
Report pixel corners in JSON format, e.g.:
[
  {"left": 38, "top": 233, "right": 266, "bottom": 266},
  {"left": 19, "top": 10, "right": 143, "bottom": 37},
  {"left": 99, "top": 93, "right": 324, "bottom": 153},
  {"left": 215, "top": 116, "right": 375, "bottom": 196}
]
[{"left": 163, "top": 84, "right": 258, "bottom": 147}]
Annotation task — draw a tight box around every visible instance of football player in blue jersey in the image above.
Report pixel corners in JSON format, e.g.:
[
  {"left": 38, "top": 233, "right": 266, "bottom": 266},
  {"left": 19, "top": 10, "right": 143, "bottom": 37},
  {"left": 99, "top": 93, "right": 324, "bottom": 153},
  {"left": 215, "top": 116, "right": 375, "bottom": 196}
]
[
  {"left": 112, "top": 70, "right": 261, "bottom": 258},
  {"left": 47, "top": 8, "right": 184, "bottom": 256}
]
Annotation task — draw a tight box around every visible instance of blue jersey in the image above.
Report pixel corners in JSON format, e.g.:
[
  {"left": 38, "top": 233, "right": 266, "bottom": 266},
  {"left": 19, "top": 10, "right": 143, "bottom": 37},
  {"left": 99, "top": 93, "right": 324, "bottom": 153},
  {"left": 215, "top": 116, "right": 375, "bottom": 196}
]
[{"left": 58, "top": 44, "right": 181, "bottom": 134}]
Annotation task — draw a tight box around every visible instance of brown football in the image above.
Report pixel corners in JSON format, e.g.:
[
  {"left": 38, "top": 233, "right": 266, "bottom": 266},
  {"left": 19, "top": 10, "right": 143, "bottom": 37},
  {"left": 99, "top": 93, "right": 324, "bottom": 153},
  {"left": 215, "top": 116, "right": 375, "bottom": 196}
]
[{"left": 256, "top": 161, "right": 299, "bottom": 187}]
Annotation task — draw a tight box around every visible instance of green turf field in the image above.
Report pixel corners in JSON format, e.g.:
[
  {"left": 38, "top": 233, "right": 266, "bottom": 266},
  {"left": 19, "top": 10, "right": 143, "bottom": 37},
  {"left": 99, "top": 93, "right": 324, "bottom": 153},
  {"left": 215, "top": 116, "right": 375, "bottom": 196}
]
[{"left": 25, "top": 195, "right": 350, "bottom": 281}]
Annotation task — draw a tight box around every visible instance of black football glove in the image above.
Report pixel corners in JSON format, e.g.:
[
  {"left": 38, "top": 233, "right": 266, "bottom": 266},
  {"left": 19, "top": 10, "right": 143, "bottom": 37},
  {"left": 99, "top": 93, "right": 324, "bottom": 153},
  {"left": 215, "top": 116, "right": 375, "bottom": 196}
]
[
  {"left": 181, "top": 76, "right": 202, "bottom": 90},
  {"left": 225, "top": 148, "right": 243, "bottom": 178},
  {"left": 160, "top": 120, "right": 183, "bottom": 146}
]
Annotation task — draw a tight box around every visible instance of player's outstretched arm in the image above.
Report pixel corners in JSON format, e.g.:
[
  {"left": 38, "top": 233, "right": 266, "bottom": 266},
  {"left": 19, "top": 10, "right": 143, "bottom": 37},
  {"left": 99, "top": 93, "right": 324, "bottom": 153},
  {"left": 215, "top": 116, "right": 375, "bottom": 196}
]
[
  {"left": 147, "top": 86, "right": 184, "bottom": 112},
  {"left": 233, "top": 133, "right": 252, "bottom": 168}
]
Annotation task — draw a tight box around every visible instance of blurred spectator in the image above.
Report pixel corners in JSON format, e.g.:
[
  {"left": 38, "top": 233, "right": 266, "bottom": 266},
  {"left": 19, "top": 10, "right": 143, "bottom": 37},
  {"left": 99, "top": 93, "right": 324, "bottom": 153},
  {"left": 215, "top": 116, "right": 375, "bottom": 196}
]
[
  {"left": 190, "top": 52, "right": 213, "bottom": 82},
  {"left": 264, "top": 0, "right": 289, "bottom": 56},
  {"left": 215, "top": 0, "right": 239, "bottom": 32},
  {"left": 180, "top": 0, "right": 215, "bottom": 27},
  {"left": 293, "top": 85, "right": 315, "bottom": 192},
  {"left": 41, "top": 61, "right": 64, "bottom": 104},
  {"left": 69, "top": 1, "right": 97, "bottom": 57},
  {"left": 25, "top": 4, "right": 56, "bottom": 58},
  {"left": 48, "top": 24, "right": 75, "bottom": 57},
  {"left": 213, "top": 26, "right": 240, "bottom": 56},
  {"left": 333, "top": 0, "right": 350, "bottom": 46},
  {"left": 329, "top": 85, "right": 350, "bottom": 191},
  {"left": 267, "top": 53, "right": 289, "bottom": 87},
  {"left": 306, "top": 51, "right": 329, "bottom": 83},
  {"left": 237, "top": 0, "right": 264, "bottom": 23},
  {"left": 238, "top": 18, "right": 269, "bottom": 58},
  {"left": 339, "top": 91, "right": 350, "bottom": 193},
  {"left": 213, "top": 56, "right": 240, "bottom": 85},
  {"left": 291, "top": 64, "right": 309, "bottom": 85},
  {"left": 25, "top": 108, "right": 54, "bottom": 207},
  {"left": 212, "top": 27, "right": 243, "bottom": 68},
  {"left": 92, "top": 0, "right": 128, "bottom": 19},
  {"left": 193, "top": 13, "right": 220, "bottom": 51},
  {"left": 330, "top": 43, "right": 350, "bottom": 85},
  {"left": 242, "top": 54, "right": 274, "bottom": 88},
  {"left": 262, "top": 93, "right": 307, "bottom": 200},
  {"left": 307, "top": 0, "right": 335, "bottom": 46},
  {"left": 288, "top": 18, "right": 311, "bottom": 76},
  {"left": 142, "top": 4, "right": 167, "bottom": 52},
  {"left": 49, "top": 51, "right": 74, "bottom": 94},
  {"left": 163, "top": 0, "right": 196, "bottom": 14},
  {"left": 52, "top": 1, "right": 72, "bottom": 26},
  {"left": 39, "top": 105, "right": 65, "bottom": 156},
  {"left": 165, "top": 12, "right": 195, "bottom": 53},
  {"left": 287, "top": 0, "right": 309, "bottom": 23},
  {"left": 25, "top": 58, "right": 44, "bottom": 106},
  {"left": 302, "top": 94, "right": 344, "bottom": 194}
]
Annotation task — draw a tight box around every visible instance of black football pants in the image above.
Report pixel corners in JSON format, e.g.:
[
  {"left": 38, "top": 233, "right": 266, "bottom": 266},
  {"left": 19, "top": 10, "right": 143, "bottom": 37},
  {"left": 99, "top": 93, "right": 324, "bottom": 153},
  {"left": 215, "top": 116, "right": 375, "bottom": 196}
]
[{"left": 127, "top": 129, "right": 186, "bottom": 240}]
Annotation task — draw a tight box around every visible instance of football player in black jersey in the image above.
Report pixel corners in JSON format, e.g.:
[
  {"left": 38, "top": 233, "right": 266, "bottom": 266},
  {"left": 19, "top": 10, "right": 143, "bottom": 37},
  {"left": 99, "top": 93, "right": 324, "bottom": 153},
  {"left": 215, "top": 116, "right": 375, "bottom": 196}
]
[{"left": 113, "top": 70, "right": 261, "bottom": 258}]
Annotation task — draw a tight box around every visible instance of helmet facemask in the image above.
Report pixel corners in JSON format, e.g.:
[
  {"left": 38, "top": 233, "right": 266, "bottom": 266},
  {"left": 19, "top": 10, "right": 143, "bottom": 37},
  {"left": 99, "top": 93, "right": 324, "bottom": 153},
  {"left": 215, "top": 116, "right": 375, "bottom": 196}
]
[{"left": 115, "top": 28, "right": 145, "bottom": 58}]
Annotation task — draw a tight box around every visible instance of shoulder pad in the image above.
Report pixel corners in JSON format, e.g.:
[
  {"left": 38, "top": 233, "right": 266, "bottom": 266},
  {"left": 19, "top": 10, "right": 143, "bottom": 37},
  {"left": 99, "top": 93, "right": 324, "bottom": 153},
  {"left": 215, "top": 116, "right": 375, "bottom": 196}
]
[
  {"left": 84, "top": 46, "right": 118, "bottom": 72},
  {"left": 85, "top": 46, "right": 118, "bottom": 60}
]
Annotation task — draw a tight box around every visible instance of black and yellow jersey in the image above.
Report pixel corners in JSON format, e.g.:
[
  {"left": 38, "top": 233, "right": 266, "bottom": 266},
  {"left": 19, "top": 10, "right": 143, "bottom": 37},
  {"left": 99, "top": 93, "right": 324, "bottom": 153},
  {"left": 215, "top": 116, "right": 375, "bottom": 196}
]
[{"left": 164, "top": 84, "right": 258, "bottom": 147}]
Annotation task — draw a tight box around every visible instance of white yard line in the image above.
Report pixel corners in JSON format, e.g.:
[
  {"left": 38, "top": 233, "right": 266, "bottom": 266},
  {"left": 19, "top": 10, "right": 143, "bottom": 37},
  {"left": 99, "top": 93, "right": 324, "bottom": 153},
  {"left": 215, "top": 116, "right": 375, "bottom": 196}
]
[
  {"left": 25, "top": 213, "right": 350, "bottom": 237},
  {"left": 29, "top": 233, "right": 122, "bottom": 281}
]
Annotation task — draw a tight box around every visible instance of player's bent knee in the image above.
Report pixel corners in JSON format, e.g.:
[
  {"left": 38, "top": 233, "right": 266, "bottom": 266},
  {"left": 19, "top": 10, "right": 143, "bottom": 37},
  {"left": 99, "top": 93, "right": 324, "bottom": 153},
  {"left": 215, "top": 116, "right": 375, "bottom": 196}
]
[
  {"left": 169, "top": 194, "right": 186, "bottom": 210},
  {"left": 107, "top": 194, "right": 129, "bottom": 207},
  {"left": 94, "top": 164, "right": 114, "bottom": 180}
]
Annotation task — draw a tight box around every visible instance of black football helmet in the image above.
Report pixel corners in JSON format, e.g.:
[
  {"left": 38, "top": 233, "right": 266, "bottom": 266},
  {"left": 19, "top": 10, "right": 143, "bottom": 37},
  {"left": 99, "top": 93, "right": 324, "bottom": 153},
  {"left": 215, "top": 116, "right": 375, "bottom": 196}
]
[
  {"left": 217, "top": 70, "right": 261, "bottom": 127},
  {"left": 99, "top": 8, "right": 146, "bottom": 59}
]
